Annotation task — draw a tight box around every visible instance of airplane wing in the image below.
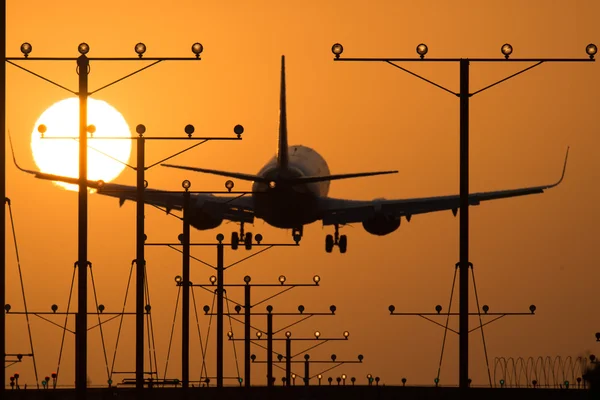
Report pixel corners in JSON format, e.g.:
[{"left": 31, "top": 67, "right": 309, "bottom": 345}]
[
  {"left": 9, "top": 137, "right": 254, "bottom": 223},
  {"left": 319, "top": 148, "right": 569, "bottom": 226},
  {"left": 16, "top": 168, "right": 255, "bottom": 223}
]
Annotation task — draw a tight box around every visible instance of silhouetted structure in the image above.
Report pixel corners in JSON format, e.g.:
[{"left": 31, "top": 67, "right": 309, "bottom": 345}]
[{"left": 331, "top": 41, "right": 596, "bottom": 389}]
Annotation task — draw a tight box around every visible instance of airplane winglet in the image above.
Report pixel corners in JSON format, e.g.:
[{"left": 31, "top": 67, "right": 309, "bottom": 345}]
[
  {"left": 549, "top": 146, "right": 569, "bottom": 189},
  {"left": 8, "top": 130, "right": 36, "bottom": 176}
]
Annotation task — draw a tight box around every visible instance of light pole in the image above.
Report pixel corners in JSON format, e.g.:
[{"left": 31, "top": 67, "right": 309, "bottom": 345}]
[
  {"left": 244, "top": 328, "right": 352, "bottom": 386},
  {"left": 331, "top": 42, "right": 596, "bottom": 389},
  {"left": 199, "top": 275, "right": 325, "bottom": 387},
  {"left": 4, "top": 40, "right": 204, "bottom": 397},
  {"left": 171, "top": 239, "right": 300, "bottom": 388},
  {"left": 1, "top": 4, "right": 6, "bottom": 393},
  {"left": 388, "top": 302, "right": 536, "bottom": 386},
  {"left": 250, "top": 349, "right": 363, "bottom": 387}
]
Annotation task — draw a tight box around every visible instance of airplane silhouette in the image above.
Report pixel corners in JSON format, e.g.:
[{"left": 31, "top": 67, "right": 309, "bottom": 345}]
[{"left": 13, "top": 55, "right": 569, "bottom": 253}]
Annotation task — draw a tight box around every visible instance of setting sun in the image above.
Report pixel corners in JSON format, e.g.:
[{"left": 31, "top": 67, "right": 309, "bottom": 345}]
[{"left": 30, "top": 97, "right": 132, "bottom": 191}]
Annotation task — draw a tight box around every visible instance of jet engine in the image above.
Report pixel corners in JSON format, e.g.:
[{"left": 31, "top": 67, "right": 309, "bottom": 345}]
[
  {"left": 362, "top": 213, "right": 400, "bottom": 236},
  {"left": 188, "top": 210, "right": 223, "bottom": 230}
]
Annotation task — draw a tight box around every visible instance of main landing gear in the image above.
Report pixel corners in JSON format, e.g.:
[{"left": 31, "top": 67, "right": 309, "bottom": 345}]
[
  {"left": 325, "top": 224, "right": 347, "bottom": 254},
  {"left": 231, "top": 222, "right": 255, "bottom": 250}
]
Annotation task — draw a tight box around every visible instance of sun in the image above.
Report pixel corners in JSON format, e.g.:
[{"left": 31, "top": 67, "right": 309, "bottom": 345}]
[{"left": 30, "top": 97, "right": 132, "bottom": 191}]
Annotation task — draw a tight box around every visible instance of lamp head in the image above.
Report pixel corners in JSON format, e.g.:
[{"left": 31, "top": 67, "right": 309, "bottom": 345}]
[
  {"left": 182, "top": 180, "right": 191, "bottom": 190},
  {"left": 192, "top": 42, "right": 204, "bottom": 58},
  {"left": 358, "top": 354, "right": 364, "bottom": 362},
  {"left": 135, "top": 43, "right": 146, "bottom": 58},
  {"left": 203, "top": 305, "right": 210, "bottom": 313},
  {"left": 227, "top": 331, "right": 233, "bottom": 338},
  {"left": 529, "top": 304, "right": 536, "bottom": 314},
  {"left": 244, "top": 275, "right": 251, "bottom": 283},
  {"left": 388, "top": 304, "right": 395, "bottom": 313},
  {"left": 304, "top": 354, "right": 310, "bottom": 361},
  {"left": 255, "top": 233, "right": 263, "bottom": 244},
  {"left": 209, "top": 275, "right": 217, "bottom": 284},
  {"left": 586, "top": 43, "right": 597, "bottom": 59},
  {"left": 482, "top": 304, "right": 489, "bottom": 314},
  {"left": 234, "top": 305, "right": 242, "bottom": 313},
  {"left": 234, "top": 124, "right": 244, "bottom": 138},
  {"left": 332, "top": 43, "right": 344, "bottom": 58},
  {"left": 278, "top": 275, "right": 286, "bottom": 284},
  {"left": 20, "top": 42, "right": 32, "bottom": 57},
  {"left": 216, "top": 233, "right": 224, "bottom": 243},
  {"left": 596, "top": 332, "right": 600, "bottom": 341},
  {"left": 314, "top": 331, "right": 321, "bottom": 339},
  {"left": 435, "top": 304, "right": 442, "bottom": 314},
  {"left": 136, "top": 124, "right": 146, "bottom": 135},
  {"left": 225, "top": 180, "right": 234, "bottom": 192},
  {"left": 78, "top": 42, "right": 90, "bottom": 55},
  {"left": 416, "top": 43, "right": 428, "bottom": 58},
  {"left": 174, "top": 275, "right": 183, "bottom": 284},
  {"left": 501, "top": 43, "right": 513, "bottom": 59},
  {"left": 184, "top": 124, "right": 195, "bottom": 137},
  {"left": 330, "top": 304, "right": 336, "bottom": 314},
  {"left": 285, "top": 331, "right": 291, "bottom": 338},
  {"left": 343, "top": 330, "right": 350, "bottom": 338},
  {"left": 256, "top": 331, "right": 262, "bottom": 339},
  {"left": 298, "top": 304, "right": 305, "bottom": 314},
  {"left": 313, "top": 275, "right": 320, "bottom": 285}
]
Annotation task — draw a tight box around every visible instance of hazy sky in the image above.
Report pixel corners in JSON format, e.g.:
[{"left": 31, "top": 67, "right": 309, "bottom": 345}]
[{"left": 4, "top": 0, "right": 600, "bottom": 388}]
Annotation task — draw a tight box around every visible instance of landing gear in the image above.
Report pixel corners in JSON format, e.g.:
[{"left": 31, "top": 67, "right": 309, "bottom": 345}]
[
  {"left": 231, "top": 232, "right": 240, "bottom": 250},
  {"left": 231, "top": 222, "right": 255, "bottom": 251},
  {"left": 325, "top": 224, "right": 347, "bottom": 254},
  {"left": 292, "top": 226, "right": 303, "bottom": 244},
  {"left": 244, "top": 232, "right": 253, "bottom": 250}
]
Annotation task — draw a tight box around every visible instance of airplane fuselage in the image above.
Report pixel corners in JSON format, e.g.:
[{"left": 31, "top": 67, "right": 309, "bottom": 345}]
[{"left": 251, "top": 145, "right": 330, "bottom": 228}]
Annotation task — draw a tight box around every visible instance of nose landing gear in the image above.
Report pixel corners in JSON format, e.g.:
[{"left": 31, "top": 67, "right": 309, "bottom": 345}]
[{"left": 325, "top": 224, "right": 347, "bottom": 254}]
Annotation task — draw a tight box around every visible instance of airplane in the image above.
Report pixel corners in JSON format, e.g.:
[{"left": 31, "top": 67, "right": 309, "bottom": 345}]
[{"left": 13, "top": 55, "right": 569, "bottom": 254}]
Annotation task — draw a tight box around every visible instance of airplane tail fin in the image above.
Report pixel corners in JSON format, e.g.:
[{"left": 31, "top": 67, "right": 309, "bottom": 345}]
[{"left": 277, "top": 55, "right": 289, "bottom": 169}]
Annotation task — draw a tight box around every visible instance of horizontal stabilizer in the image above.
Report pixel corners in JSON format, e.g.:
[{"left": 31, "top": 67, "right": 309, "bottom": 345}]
[
  {"left": 286, "top": 170, "right": 398, "bottom": 185},
  {"left": 161, "top": 163, "right": 270, "bottom": 183}
]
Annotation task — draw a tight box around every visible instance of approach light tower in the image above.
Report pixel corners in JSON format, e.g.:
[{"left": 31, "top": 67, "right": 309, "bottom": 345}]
[
  {"left": 330, "top": 41, "right": 596, "bottom": 389},
  {"left": 2, "top": 39, "right": 206, "bottom": 399}
]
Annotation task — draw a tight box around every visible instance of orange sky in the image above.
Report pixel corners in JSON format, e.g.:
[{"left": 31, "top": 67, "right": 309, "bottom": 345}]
[{"left": 4, "top": 0, "right": 600, "bottom": 388}]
